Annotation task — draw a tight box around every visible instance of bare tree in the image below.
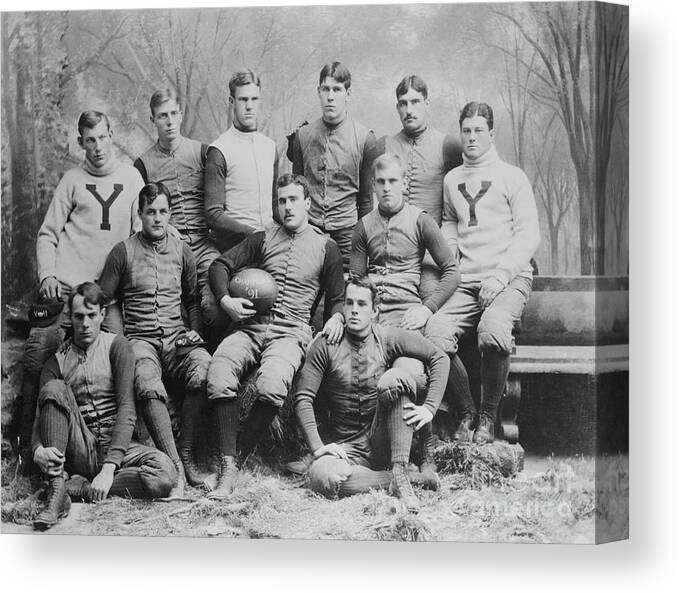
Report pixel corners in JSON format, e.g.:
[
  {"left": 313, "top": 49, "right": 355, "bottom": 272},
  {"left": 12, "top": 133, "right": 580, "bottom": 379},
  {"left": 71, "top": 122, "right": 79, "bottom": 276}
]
[{"left": 491, "top": 3, "right": 628, "bottom": 275}]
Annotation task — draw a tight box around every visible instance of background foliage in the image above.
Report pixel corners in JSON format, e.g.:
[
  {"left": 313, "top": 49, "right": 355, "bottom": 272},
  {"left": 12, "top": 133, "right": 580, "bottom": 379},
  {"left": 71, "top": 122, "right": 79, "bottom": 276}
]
[{"left": 1, "top": 3, "right": 628, "bottom": 304}]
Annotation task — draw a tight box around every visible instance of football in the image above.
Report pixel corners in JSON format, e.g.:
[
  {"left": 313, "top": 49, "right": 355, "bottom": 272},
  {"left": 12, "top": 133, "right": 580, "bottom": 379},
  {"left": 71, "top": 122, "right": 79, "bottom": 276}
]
[{"left": 228, "top": 268, "right": 279, "bottom": 314}]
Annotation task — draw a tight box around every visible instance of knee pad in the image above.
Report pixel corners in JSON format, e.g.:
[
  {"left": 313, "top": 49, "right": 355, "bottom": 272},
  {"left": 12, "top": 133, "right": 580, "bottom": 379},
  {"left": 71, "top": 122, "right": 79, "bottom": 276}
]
[
  {"left": 392, "top": 357, "right": 427, "bottom": 399},
  {"left": 255, "top": 373, "right": 288, "bottom": 408},
  {"left": 141, "top": 454, "right": 177, "bottom": 498},
  {"left": 184, "top": 350, "right": 210, "bottom": 391},
  {"left": 477, "top": 312, "right": 514, "bottom": 354},
  {"left": 307, "top": 456, "right": 353, "bottom": 498},
  {"left": 134, "top": 360, "right": 167, "bottom": 402},
  {"left": 377, "top": 368, "right": 417, "bottom": 405},
  {"left": 424, "top": 330, "right": 459, "bottom": 357}
]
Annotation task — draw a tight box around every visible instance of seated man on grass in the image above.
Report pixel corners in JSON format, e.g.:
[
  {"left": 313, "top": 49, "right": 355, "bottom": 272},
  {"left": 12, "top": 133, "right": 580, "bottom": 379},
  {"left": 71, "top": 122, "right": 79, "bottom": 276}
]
[
  {"left": 294, "top": 278, "right": 449, "bottom": 512},
  {"left": 31, "top": 282, "right": 176, "bottom": 531}
]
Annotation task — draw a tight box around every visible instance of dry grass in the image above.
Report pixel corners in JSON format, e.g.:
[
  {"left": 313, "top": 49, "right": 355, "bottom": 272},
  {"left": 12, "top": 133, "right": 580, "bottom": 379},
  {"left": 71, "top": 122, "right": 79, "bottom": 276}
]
[{"left": 1, "top": 449, "right": 625, "bottom": 543}]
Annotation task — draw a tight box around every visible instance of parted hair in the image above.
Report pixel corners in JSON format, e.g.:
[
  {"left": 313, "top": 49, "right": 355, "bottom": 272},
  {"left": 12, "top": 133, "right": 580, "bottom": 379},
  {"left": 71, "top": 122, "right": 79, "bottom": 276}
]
[
  {"left": 319, "top": 61, "right": 351, "bottom": 90},
  {"left": 77, "top": 111, "right": 111, "bottom": 137},
  {"left": 149, "top": 88, "right": 179, "bottom": 116},
  {"left": 68, "top": 281, "right": 108, "bottom": 312},
  {"left": 346, "top": 276, "right": 379, "bottom": 309},
  {"left": 277, "top": 173, "right": 312, "bottom": 200},
  {"left": 139, "top": 181, "right": 172, "bottom": 211},
  {"left": 396, "top": 74, "right": 429, "bottom": 100},
  {"left": 228, "top": 69, "right": 261, "bottom": 98},
  {"left": 459, "top": 101, "right": 494, "bottom": 130}
]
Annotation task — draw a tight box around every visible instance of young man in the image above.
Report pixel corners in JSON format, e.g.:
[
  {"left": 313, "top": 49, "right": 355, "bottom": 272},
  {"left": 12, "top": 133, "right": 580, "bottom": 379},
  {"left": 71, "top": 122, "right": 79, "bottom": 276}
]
[
  {"left": 350, "top": 152, "right": 462, "bottom": 478},
  {"left": 134, "top": 89, "right": 220, "bottom": 339},
  {"left": 372, "top": 74, "right": 463, "bottom": 300},
  {"left": 426, "top": 102, "right": 540, "bottom": 444},
  {"left": 19, "top": 111, "right": 143, "bottom": 467},
  {"left": 290, "top": 61, "right": 377, "bottom": 269},
  {"left": 98, "top": 182, "right": 212, "bottom": 498},
  {"left": 294, "top": 278, "right": 450, "bottom": 512},
  {"left": 206, "top": 174, "right": 345, "bottom": 499},
  {"left": 31, "top": 282, "right": 176, "bottom": 531},
  {"left": 203, "top": 70, "right": 278, "bottom": 344},
  {"left": 204, "top": 69, "right": 277, "bottom": 253}
]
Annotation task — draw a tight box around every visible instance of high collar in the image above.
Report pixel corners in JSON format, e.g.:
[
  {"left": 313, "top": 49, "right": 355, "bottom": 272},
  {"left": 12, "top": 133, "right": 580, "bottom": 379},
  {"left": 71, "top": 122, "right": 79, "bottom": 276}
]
[
  {"left": 82, "top": 154, "right": 120, "bottom": 177},
  {"left": 138, "top": 230, "right": 169, "bottom": 249},
  {"left": 346, "top": 325, "right": 373, "bottom": 346},
  {"left": 402, "top": 125, "right": 428, "bottom": 143},
  {"left": 156, "top": 136, "right": 184, "bottom": 155},
  {"left": 462, "top": 144, "right": 500, "bottom": 169},
  {"left": 230, "top": 125, "right": 258, "bottom": 139},
  {"left": 70, "top": 333, "right": 102, "bottom": 358},
  {"left": 322, "top": 113, "right": 349, "bottom": 131},
  {"left": 282, "top": 221, "right": 312, "bottom": 238},
  {"left": 377, "top": 199, "right": 406, "bottom": 219}
]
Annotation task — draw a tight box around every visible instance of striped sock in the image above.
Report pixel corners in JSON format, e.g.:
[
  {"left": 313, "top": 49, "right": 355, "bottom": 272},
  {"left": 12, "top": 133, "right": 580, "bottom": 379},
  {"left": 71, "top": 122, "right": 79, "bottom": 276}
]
[
  {"left": 109, "top": 468, "right": 148, "bottom": 498},
  {"left": 339, "top": 466, "right": 392, "bottom": 496},
  {"left": 178, "top": 389, "right": 203, "bottom": 451},
  {"left": 386, "top": 397, "right": 414, "bottom": 465},
  {"left": 214, "top": 399, "right": 239, "bottom": 457},
  {"left": 40, "top": 401, "right": 69, "bottom": 454},
  {"left": 140, "top": 399, "right": 180, "bottom": 463}
]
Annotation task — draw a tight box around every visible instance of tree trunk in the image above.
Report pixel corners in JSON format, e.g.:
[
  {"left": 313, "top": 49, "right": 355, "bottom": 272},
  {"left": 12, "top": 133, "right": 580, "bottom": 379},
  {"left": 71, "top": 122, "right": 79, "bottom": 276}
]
[{"left": 11, "top": 39, "right": 37, "bottom": 299}]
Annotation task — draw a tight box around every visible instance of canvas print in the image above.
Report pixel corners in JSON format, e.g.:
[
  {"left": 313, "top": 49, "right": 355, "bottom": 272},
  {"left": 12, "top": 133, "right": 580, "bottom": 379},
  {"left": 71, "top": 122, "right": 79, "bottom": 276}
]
[{"left": 0, "top": 1, "right": 628, "bottom": 543}]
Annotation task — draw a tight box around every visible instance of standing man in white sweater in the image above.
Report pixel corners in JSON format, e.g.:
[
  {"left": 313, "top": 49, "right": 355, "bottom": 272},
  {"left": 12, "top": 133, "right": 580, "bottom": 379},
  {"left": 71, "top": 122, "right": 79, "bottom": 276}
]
[
  {"left": 425, "top": 102, "right": 540, "bottom": 445},
  {"left": 203, "top": 69, "right": 277, "bottom": 345},
  {"left": 18, "top": 111, "right": 143, "bottom": 468}
]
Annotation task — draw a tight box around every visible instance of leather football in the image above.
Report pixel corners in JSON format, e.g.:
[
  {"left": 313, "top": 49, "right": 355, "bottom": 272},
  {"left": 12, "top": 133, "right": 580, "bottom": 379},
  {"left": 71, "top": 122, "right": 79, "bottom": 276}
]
[{"left": 228, "top": 268, "right": 279, "bottom": 314}]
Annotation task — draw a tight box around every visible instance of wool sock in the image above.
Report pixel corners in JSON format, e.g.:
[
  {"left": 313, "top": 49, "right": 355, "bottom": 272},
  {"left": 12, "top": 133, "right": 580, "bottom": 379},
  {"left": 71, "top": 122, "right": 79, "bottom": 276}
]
[
  {"left": 109, "top": 468, "right": 148, "bottom": 499},
  {"left": 139, "top": 399, "right": 180, "bottom": 463},
  {"left": 447, "top": 353, "right": 476, "bottom": 416},
  {"left": 178, "top": 389, "right": 204, "bottom": 452},
  {"left": 385, "top": 397, "right": 414, "bottom": 465},
  {"left": 214, "top": 399, "right": 239, "bottom": 458},
  {"left": 40, "top": 401, "right": 69, "bottom": 454},
  {"left": 237, "top": 401, "right": 278, "bottom": 460},
  {"left": 480, "top": 351, "right": 511, "bottom": 420}
]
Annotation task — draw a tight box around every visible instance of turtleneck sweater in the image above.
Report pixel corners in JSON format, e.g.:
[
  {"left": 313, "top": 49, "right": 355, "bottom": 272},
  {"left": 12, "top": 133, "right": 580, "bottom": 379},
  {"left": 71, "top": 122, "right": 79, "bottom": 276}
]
[
  {"left": 36, "top": 155, "right": 143, "bottom": 292},
  {"left": 441, "top": 145, "right": 539, "bottom": 285},
  {"left": 204, "top": 126, "right": 276, "bottom": 251}
]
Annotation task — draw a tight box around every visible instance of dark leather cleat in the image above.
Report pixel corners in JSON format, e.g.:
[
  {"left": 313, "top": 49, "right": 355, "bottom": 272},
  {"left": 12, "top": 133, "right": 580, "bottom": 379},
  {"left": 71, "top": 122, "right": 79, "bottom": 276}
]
[
  {"left": 180, "top": 447, "right": 212, "bottom": 488},
  {"left": 33, "top": 474, "right": 71, "bottom": 531},
  {"left": 163, "top": 460, "right": 188, "bottom": 500},
  {"left": 453, "top": 413, "right": 476, "bottom": 442},
  {"left": 389, "top": 462, "right": 421, "bottom": 513},
  {"left": 472, "top": 413, "right": 495, "bottom": 445},
  {"left": 207, "top": 455, "right": 239, "bottom": 500}
]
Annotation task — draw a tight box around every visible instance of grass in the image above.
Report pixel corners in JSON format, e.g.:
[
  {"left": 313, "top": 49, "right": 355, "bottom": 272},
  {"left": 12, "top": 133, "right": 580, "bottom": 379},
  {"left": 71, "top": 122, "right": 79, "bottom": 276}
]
[{"left": 1, "top": 446, "right": 628, "bottom": 542}]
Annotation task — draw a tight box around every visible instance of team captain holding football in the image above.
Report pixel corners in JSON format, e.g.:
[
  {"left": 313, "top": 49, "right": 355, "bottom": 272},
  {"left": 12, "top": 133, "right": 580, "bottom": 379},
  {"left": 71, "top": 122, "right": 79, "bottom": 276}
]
[{"left": 21, "top": 62, "right": 539, "bottom": 529}]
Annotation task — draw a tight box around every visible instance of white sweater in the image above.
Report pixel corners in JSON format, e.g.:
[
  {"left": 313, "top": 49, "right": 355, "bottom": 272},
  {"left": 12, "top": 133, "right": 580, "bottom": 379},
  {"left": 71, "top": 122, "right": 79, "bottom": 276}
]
[
  {"left": 36, "top": 159, "right": 143, "bottom": 293},
  {"left": 441, "top": 145, "right": 540, "bottom": 285}
]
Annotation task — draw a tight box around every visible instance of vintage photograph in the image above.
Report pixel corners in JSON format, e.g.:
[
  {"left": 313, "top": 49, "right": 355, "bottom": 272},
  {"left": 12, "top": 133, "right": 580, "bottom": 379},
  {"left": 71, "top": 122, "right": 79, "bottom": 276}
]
[{"left": 1, "top": 1, "right": 628, "bottom": 542}]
